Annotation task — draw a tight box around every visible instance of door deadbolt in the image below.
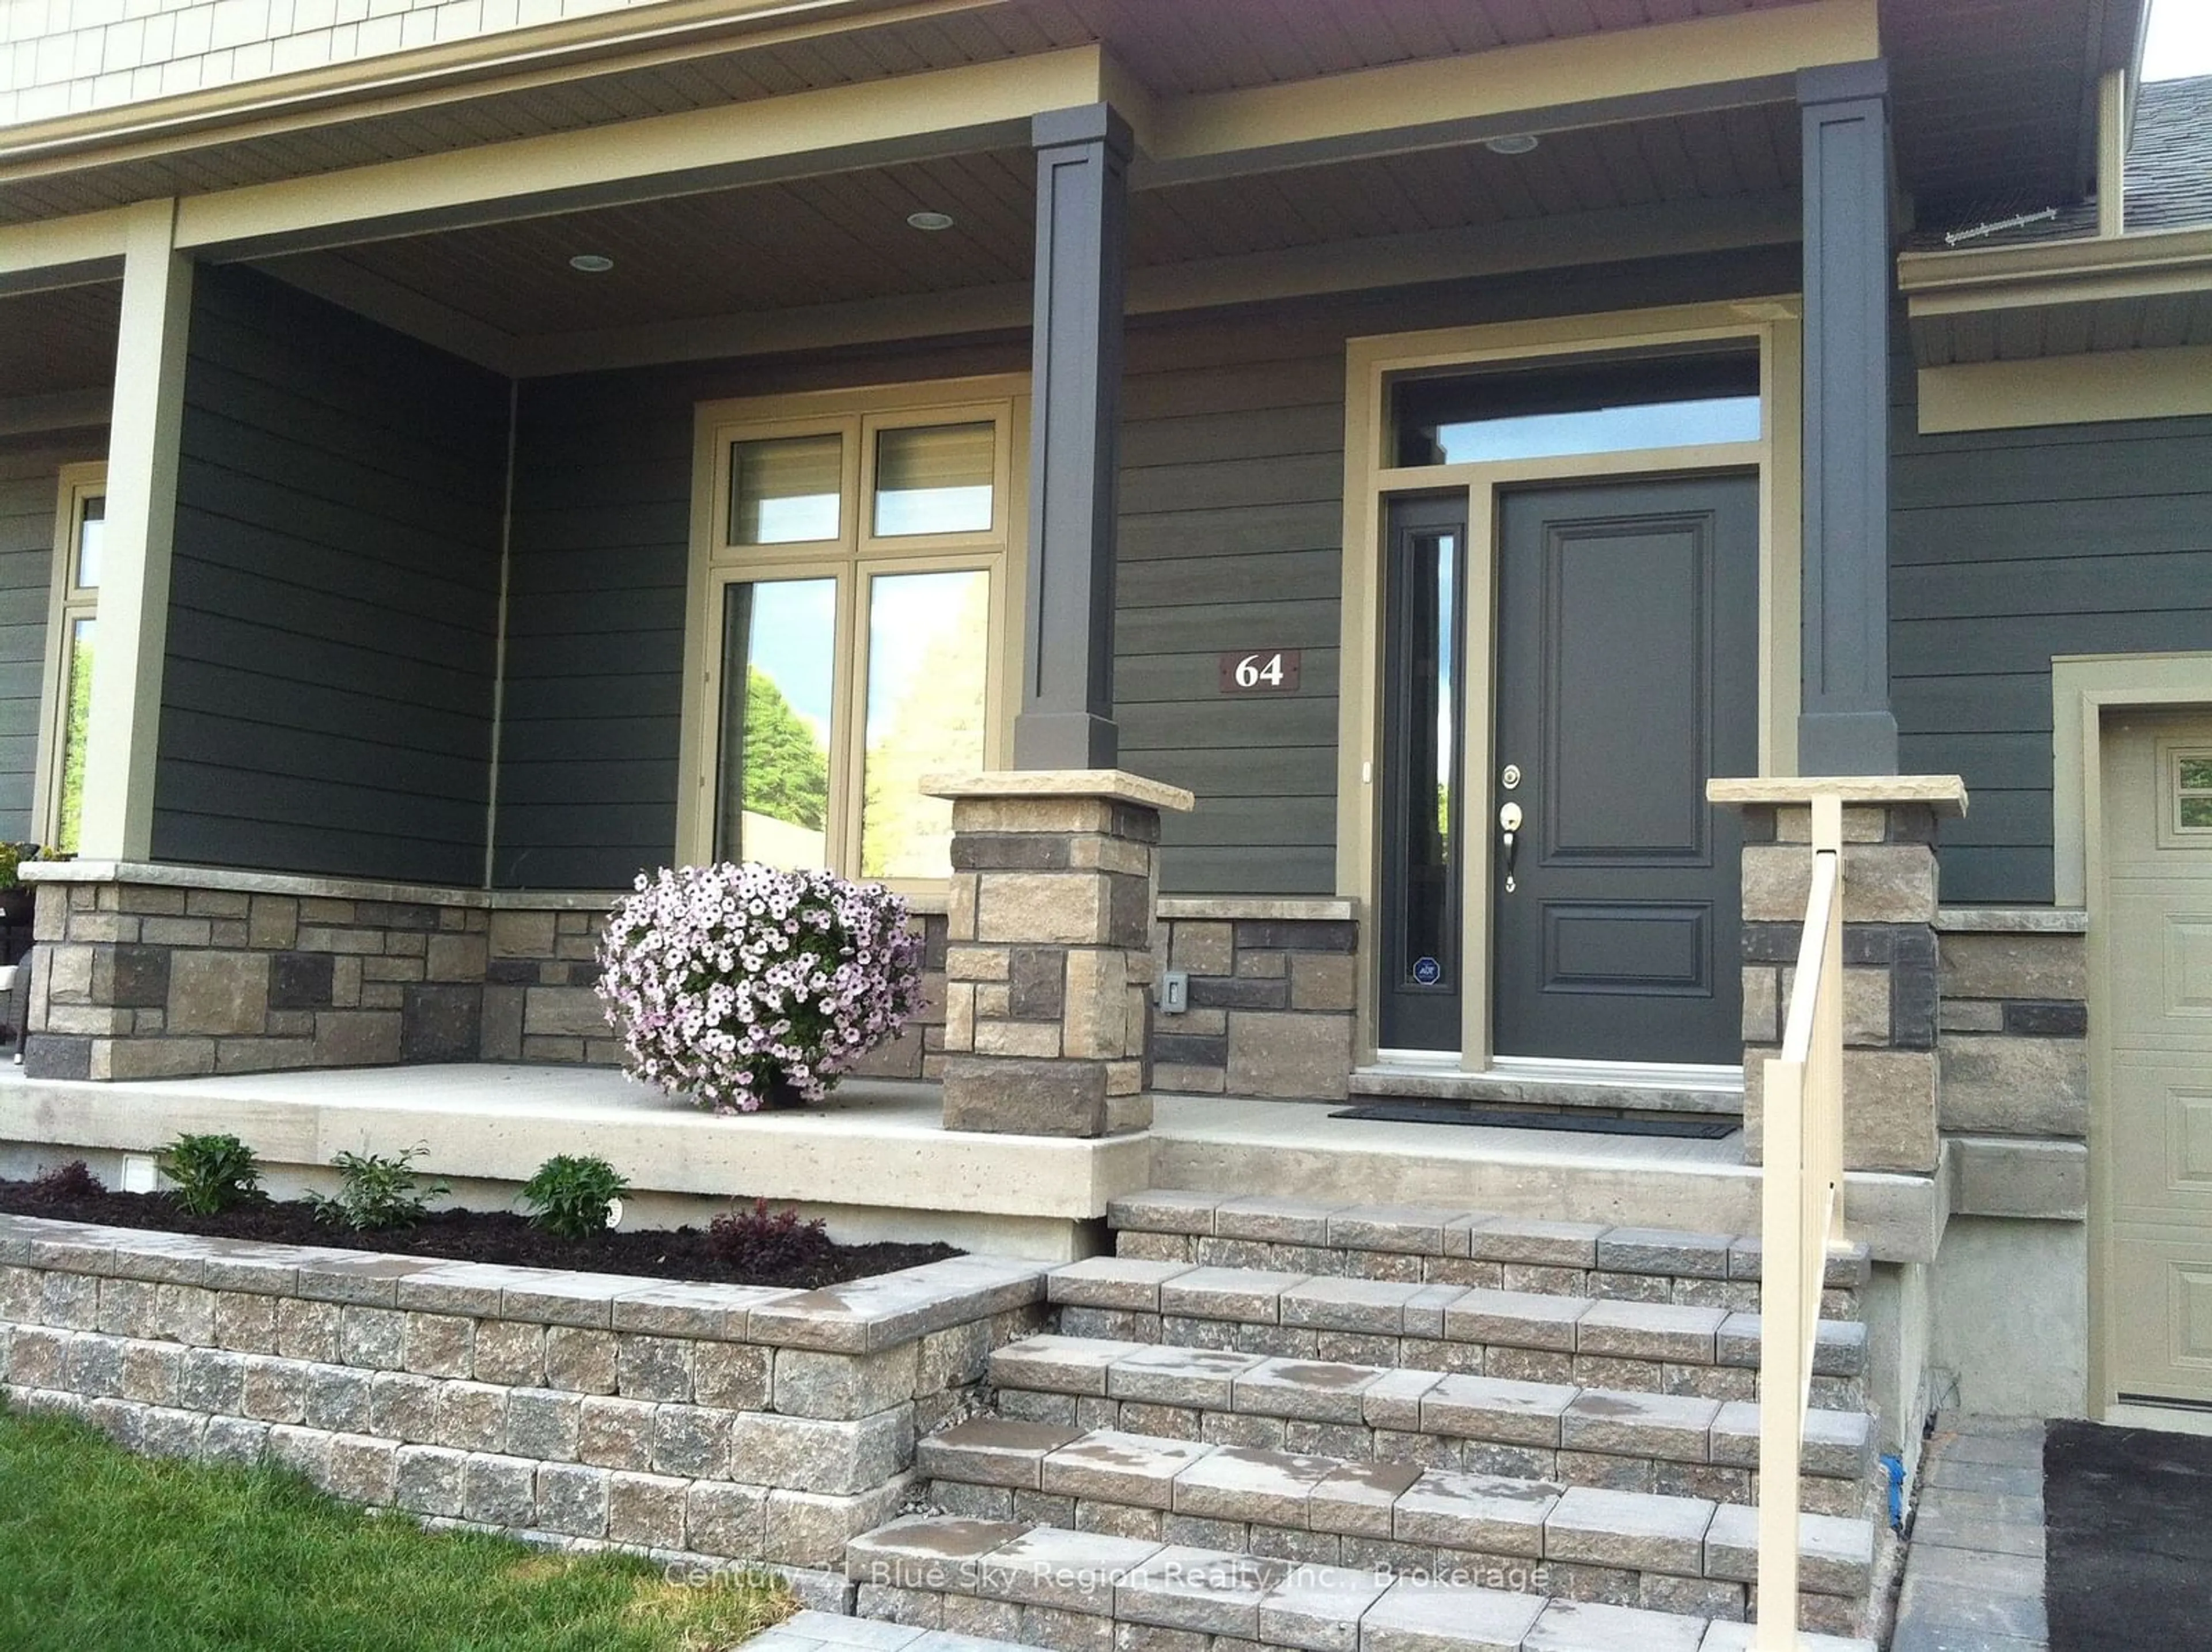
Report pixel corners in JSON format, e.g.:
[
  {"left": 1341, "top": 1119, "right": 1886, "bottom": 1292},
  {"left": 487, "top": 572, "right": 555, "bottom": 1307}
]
[{"left": 1501, "top": 763, "right": 1522, "bottom": 790}]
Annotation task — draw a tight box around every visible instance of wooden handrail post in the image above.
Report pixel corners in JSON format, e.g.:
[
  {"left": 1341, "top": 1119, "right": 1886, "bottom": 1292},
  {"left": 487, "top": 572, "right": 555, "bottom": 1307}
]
[
  {"left": 1813, "top": 794, "right": 1846, "bottom": 1246},
  {"left": 1755, "top": 1056, "right": 1805, "bottom": 1650}
]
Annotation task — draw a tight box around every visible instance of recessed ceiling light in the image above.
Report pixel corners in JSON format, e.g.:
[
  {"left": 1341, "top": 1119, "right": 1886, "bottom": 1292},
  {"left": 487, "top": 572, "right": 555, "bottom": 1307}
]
[
  {"left": 1483, "top": 134, "right": 1540, "bottom": 156},
  {"left": 568, "top": 253, "right": 614, "bottom": 273},
  {"left": 906, "top": 210, "right": 956, "bottom": 232}
]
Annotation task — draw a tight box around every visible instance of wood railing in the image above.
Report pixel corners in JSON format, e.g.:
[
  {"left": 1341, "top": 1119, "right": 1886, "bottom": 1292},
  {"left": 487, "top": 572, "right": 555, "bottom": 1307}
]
[{"left": 1754, "top": 793, "right": 1848, "bottom": 1650}]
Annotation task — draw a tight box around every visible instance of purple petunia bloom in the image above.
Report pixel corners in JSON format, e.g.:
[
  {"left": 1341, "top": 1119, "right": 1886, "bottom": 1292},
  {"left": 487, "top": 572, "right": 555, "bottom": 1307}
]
[{"left": 594, "top": 862, "right": 926, "bottom": 1113}]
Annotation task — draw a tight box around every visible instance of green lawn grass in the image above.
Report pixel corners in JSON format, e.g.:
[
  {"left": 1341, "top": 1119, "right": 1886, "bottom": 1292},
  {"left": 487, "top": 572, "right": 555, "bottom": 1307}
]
[{"left": 0, "top": 1408, "right": 790, "bottom": 1652}]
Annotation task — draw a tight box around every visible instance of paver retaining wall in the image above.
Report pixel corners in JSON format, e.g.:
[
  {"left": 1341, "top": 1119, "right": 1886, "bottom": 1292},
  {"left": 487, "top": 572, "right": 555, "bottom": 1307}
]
[{"left": 0, "top": 1212, "right": 1047, "bottom": 1608}]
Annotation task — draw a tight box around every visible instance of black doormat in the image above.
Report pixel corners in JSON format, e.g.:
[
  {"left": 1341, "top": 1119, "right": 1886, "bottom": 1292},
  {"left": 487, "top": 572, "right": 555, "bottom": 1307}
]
[
  {"left": 2047, "top": 1418, "right": 2212, "bottom": 1651},
  {"left": 1329, "top": 1101, "right": 1738, "bottom": 1139}
]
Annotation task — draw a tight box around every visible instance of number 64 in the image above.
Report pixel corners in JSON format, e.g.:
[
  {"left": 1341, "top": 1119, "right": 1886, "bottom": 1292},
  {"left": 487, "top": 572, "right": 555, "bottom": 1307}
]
[{"left": 1234, "top": 653, "right": 1285, "bottom": 688}]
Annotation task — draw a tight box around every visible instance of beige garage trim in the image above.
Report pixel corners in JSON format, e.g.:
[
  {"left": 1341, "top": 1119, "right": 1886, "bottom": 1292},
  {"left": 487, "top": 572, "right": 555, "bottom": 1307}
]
[{"left": 2055, "top": 654, "right": 2212, "bottom": 1422}]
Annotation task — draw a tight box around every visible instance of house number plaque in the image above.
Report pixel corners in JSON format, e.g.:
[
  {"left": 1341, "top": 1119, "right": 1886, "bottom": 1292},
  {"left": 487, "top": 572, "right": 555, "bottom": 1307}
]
[{"left": 1218, "top": 649, "right": 1302, "bottom": 693}]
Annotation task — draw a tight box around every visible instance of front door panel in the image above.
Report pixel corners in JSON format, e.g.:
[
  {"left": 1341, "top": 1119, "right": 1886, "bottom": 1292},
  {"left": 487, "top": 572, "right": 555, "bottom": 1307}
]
[{"left": 1491, "top": 476, "right": 1757, "bottom": 1063}]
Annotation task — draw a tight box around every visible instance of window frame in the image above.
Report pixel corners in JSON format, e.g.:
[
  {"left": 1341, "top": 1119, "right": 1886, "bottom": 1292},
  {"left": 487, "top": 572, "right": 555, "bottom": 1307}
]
[
  {"left": 679, "top": 378, "right": 1029, "bottom": 895},
  {"left": 2165, "top": 742, "right": 2212, "bottom": 842},
  {"left": 33, "top": 463, "right": 107, "bottom": 854}
]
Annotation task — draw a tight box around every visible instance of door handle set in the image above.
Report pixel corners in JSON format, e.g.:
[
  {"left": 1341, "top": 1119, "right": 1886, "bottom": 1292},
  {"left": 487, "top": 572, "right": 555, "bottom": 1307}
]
[{"left": 1498, "top": 800, "right": 1523, "bottom": 893}]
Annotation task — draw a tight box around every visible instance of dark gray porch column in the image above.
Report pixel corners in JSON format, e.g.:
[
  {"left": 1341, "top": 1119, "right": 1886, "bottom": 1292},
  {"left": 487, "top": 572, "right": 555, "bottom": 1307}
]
[
  {"left": 1014, "top": 103, "right": 1131, "bottom": 770},
  {"left": 1798, "top": 60, "right": 1899, "bottom": 775}
]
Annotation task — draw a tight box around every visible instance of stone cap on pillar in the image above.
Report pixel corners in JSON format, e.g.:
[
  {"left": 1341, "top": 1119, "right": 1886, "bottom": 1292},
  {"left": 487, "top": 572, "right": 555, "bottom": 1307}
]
[
  {"left": 1707, "top": 775, "right": 1968, "bottom": 817},
  {"left": 923, "top": 770, "right": 1195, "bottom": 813}
]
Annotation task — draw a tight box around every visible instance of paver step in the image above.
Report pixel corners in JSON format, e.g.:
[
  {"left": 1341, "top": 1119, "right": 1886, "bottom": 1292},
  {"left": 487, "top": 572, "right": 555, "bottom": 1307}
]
[
  {"left": 1108, "top": 1195, "right": 1867, "bottom": 1318},
  {"left": 756, "top": 1608, "right": 1062, "bottom": 1652},
  {"left": 847, "top": 1515, "right": 1879, "bottom": 1648},
  {"left": 1049, "top": 1259, "right": 1868, "bottom": 1396},
  {"left": 922, "top": 1412, "right": 1870, "bottom": 1569},
  {"left": 988, "top": 1336, "right": 1872, "bottom": 1515}
]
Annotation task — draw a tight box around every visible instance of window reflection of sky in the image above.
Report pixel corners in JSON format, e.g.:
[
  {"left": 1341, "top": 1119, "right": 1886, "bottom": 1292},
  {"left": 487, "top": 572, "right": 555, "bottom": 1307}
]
[
  {"left": 751, "top": 494, "right": 839, "bottom": 544},
  {"left": 875, "top": 484, "right": 992, "bottom": 537},
  {"left": 866, "top": 570, "right": 987, "bottom": 740},
  {"left": 747, "top": 579, "right": 836, "bottom": 733},
  {"left": 1431, "top": 396, "right": 1760, "bottom": 464}
]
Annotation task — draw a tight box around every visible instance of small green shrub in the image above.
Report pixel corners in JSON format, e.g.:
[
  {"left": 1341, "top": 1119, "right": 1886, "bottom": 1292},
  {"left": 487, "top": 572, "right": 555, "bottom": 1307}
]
[
  {"left": 518, "top": 1154, "right": 628, "bottom": 1240},
  {"left": 307, "top": 1145, "right": 448, "bottom": 1232},
  {"left": 159, "top": 1132, "right": 263, "bottom": 1216}
]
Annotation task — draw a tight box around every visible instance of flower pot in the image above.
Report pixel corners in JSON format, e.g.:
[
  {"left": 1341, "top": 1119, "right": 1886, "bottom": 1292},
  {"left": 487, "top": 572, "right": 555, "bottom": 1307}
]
[
  {"left": 0, "top": 887, "right": 32, "bottom": 928},
  {"left": 759, "top": 1074, "right": 809, "bottom": 1111}
]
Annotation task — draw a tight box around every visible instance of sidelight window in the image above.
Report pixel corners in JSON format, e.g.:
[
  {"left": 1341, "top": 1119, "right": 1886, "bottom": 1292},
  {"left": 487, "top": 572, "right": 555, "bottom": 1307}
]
[{"left": 39, "top": 467, "right": 104, "bottom": 854}]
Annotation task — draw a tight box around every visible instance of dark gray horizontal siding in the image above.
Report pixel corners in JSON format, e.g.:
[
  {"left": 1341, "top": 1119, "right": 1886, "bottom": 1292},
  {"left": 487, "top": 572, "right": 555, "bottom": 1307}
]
[
  {"left": 495, "top": 336, "right": 1030, "bottom": 890},
  {"left": 0, "top": 438, "right": 102, "bottom": 840},
  {"left": 1116, "top": 245, "right": 1798, "bottom": 895},
  {"left": 153, "top": 266, "right": 506, "bottom": 884},
  {"left": 1113, "top": 343, "right": 1343, "bottom": 895},
  {"left": 495, "top": 246, "right": 1799, "bottom": 895},
  {"left": 1890, "top": 341, "right": 2212, "bottom": 904}
]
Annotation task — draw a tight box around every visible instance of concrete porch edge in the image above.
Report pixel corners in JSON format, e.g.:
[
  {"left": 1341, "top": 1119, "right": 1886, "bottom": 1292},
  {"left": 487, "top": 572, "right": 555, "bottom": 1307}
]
[{"left": 0, "top": 1070, "right": 1154, "bottom": 1257}]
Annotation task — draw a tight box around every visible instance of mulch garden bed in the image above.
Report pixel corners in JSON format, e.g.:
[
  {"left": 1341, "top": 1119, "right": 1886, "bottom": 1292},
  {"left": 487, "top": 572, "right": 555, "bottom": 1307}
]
[
  {"left": 0, "top": 1177, "right": 961, "bottom": 1292},
  {"left": 2046, "top": 1418, "right": 2212, "bottom": 1652}
]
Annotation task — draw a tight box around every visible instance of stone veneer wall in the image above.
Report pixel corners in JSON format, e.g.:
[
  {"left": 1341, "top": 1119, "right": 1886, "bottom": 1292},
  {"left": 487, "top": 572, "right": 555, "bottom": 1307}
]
[
  {"left": 1737, "top": 800, "right": 1944, "bottom": 1174},
  {"left": 24, "top": 872, "right": 948, "bottom": 1085},
  {"left": 0, "top": 1213, "right": 1045, "bottom": 1607},
  {"left": 1933, "top": 915, "right": 2088, "bottom": 1145},
  {"left": 934, "top": 782, "right": 1180, "bottom": 1138},
  {"left": 1148, "top": 903, "right": 1357, "bottom": 1101},
  {"left": 484, "top": 905, "right": 950, "bottom": 1082}
]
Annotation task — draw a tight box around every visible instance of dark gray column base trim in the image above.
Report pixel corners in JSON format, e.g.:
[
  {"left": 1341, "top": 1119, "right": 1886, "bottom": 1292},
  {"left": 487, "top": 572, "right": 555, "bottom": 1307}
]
[
  {"left": 1013, "top": 710, "right": 1119, "bottom": 771},
  {"left": 1798, "top": 710, "right": 1900, "bottom": 776}
]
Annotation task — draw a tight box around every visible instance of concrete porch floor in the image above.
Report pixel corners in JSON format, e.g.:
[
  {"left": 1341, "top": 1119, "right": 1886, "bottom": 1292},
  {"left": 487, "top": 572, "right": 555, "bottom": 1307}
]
[{"left": 0, "top": 1064, "right": 1944, "bottom": 1264}]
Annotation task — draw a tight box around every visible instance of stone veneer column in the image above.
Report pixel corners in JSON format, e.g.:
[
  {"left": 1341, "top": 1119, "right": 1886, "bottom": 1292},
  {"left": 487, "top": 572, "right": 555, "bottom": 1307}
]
[
  {"left": 926, "top": 771, "right": 1193, "bottom": 1137},
  {"left": 1710, "top": 776, "right": 1967, "bottom": 1175}
]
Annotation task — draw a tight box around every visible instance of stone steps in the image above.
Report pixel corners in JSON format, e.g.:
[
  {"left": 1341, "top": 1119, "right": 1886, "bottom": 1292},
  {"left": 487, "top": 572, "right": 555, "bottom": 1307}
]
[
  {"left": 1108, "top": 1195, "right": 1868, "bottom": 1320},
  {"left": 986, "top": 1337, "right": 1871, "bottom": 1516},
  {"left": 920, "top": 1414, "right": 1874, "bottom": 1574},
  {"left": 847, "top": 1515, "right": 1880, "bottom": 1647},
  {"left": 1346, "top": 1064, "right": 1743, "bottom": 1119},
  {"left": 1047, "top": 1259, "right": 1867, "bottom": 1404}
]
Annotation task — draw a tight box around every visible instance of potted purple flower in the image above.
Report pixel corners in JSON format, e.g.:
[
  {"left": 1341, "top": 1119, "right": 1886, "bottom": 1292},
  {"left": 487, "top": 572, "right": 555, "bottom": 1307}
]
[{"left": 594, "top": 862, "right": 925, "bottom": 1114}]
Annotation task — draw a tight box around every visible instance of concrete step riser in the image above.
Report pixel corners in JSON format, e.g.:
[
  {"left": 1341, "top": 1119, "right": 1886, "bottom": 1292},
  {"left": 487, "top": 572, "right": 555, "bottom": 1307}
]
[
  {"left": 922, "top": 1414, "right": 1872, "bottom": 1553},
  {"left": 1047, "top": 1261, "right": 1869, "bottom": 1395},
  {"left": 848, "top": 1517, "right": 1877, "bottom": 1647},
  {"left": 1107, "top": 1195, "right": 1870, "bottom": 1329},
  {"left": 986, "top": 1339, "right": 1872, "bottom": 1518},
  {"left": 987, "top": 1394, "right": 1863, "bottom": 1520},
  {"left": 1051, "top": 1306, "right": 1865, "bottom": 1408},
  {"left": 1116, "top": 1234, "right": 1859, "bottom": 1321}
]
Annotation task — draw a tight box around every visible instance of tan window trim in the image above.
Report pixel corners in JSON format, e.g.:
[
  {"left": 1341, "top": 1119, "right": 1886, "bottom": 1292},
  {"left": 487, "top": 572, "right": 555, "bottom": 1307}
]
[
  {"left": 1337, "top": 298, "right": 1803, "bottom": 1072},
  {"left": 676, "top": 375, "right": 1029, "bottom": 893}
]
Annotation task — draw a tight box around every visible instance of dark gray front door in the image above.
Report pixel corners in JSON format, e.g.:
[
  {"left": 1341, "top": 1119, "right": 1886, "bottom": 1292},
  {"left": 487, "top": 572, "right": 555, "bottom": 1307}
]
[{"left": 1491, "top": 475, "right": 1758, "bottom": 1064}]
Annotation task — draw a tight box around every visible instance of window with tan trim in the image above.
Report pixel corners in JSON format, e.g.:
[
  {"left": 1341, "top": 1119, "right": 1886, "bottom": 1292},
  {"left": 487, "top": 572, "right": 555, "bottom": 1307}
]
[
  {"left": 682, "top": 383, "right": 1026, "bottom": 891},
  {"left": 37, "top": 465, "right": 105, "bottom": 854}
]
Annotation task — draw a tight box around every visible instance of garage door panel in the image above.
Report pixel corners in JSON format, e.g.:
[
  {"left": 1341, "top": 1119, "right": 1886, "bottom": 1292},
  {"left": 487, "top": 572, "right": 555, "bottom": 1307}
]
[
  {"left": 2104, "top": 898, "right": 2212, "bottom": 1039},
  {"left": 2105, "top": 710, "right": 2212, "bottom": 1411},
  {"left": 2110, "top": 1066, "right": 2212, "bottom": 1223},
  {"left": 2110, "top": 1238, "right": 2212, "bottom": 1401}
]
